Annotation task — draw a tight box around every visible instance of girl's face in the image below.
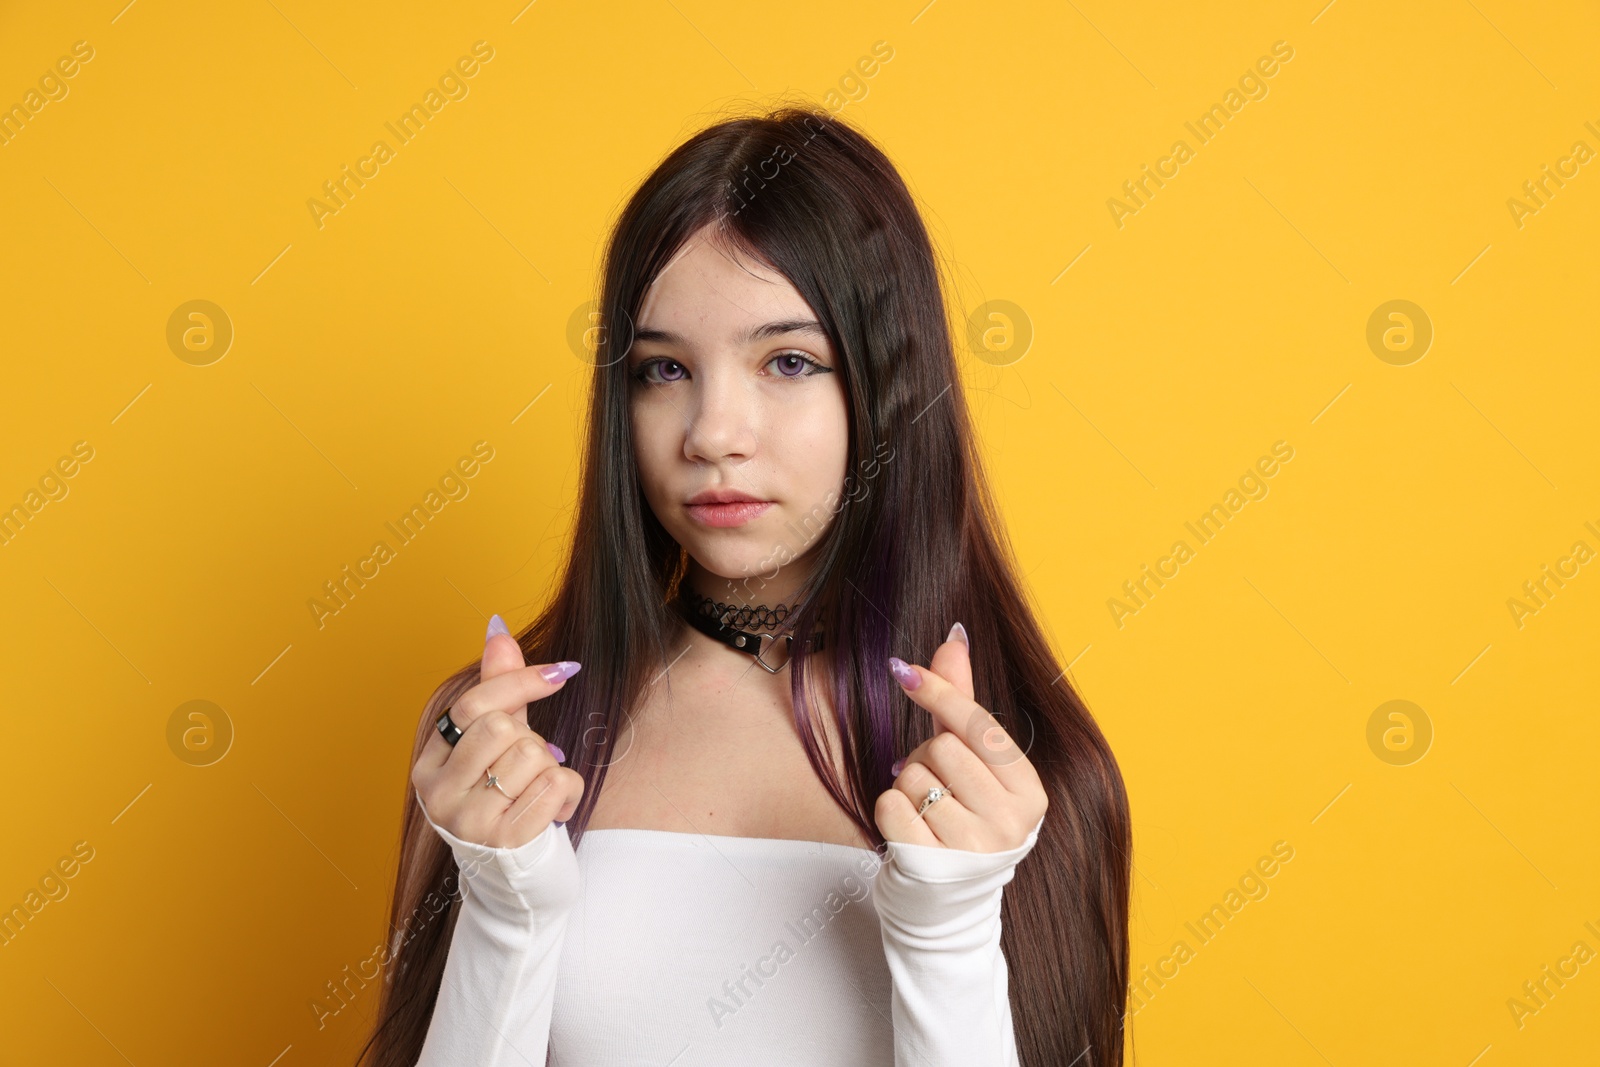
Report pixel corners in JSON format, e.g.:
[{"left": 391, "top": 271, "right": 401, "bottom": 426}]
[{"left": 629, "top": 222, "right": 849, "bottom": 600}]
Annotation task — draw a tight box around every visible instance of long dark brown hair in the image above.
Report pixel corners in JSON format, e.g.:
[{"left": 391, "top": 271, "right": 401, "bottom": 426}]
[{"left": 357, "top": 104, "right": 1132, "bottom": 1067}]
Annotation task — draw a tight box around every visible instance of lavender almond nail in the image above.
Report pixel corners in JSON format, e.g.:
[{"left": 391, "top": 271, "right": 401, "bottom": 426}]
[
  {"left": 539, "top": 661, "right": 582, "bottom": 683},
  {"left": 888, "top": 657, "right": 920, "bottom": 690},
  {"left": 486, "top": 614, "right": 510, "bottom": 641},
  {"left": 547, "top": 741, "right": 566, "bottom": 763}
]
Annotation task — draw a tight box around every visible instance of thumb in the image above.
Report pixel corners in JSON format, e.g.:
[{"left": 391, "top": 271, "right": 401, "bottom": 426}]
[
  {"left": 923, "top": 622, "right": 973, "bottom": 737},
  {"left": 480, "top": 614, "right": 527, "bottom": 682}
]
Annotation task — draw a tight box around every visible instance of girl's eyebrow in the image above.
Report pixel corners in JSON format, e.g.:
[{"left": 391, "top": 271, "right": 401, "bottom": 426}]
[{"left": 633, "top": 319, "right": 827, "bottom": 346}]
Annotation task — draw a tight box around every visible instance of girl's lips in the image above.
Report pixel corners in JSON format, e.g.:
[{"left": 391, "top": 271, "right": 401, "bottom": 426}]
[{"left": 686, "top": 500, "right": 773, "bottom": 527}]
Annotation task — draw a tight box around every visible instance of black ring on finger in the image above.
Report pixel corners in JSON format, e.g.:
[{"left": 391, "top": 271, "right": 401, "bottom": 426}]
[{"left": 436, "top": 708, "right": 463, "bottom": 746}]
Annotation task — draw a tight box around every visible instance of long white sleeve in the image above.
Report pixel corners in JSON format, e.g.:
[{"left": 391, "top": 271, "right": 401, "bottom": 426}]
[
  {"left": 413, "top": 790, "right": 580, "bottom": 1067},
  {"left": 870, "top": 815, "right": 1045, "bottom": 1067}
]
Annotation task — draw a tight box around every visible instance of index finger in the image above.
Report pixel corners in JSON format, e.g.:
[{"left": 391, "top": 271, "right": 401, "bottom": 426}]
[
  {"left": 887, "top": 657, "right": 1036, "bottom": 790},
  {"left": 454, "top": 663, "right": 579, "bottom": 727},
  {"left": 416, "top": 662, "right": 579, "bottom": 773}
]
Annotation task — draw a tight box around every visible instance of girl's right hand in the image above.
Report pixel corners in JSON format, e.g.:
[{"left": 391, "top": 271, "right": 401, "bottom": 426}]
[{"left": 412, "top": 615, "right": 585, "bottom": 850}]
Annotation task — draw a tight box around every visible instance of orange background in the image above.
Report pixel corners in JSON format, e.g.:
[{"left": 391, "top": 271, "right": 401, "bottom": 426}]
[{"left": 1, "top": 1, "right": 1596, "bottom": 1064}]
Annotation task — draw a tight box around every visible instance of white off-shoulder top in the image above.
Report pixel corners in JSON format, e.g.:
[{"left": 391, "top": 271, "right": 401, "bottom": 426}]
[{"left": 413, "top": 792, "right": 1043, "bottom": 1066}]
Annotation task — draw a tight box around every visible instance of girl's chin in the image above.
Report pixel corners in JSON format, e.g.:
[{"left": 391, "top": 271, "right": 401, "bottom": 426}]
[{"left": 678, "top": 541, "right": 787, "bottom": 584}]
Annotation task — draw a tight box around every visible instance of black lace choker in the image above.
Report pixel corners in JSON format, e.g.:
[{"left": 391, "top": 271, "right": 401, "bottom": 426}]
[{"left": 673, "top": 588, "right": 824, "bottom": 673}]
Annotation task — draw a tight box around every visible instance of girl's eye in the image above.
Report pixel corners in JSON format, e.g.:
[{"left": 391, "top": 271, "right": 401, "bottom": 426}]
[
  {"left": 767, "top": 351, "right": 827, "bottom": 378},
  {"left": 632, "top": 358, "right": 688, "bottom": 384},
  {"left": 631, "top": 352, "right": 830, "bottom": 385}
]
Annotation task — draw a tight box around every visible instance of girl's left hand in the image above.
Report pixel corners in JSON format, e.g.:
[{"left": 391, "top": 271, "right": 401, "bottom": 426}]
[{"left": 876, "top": 623, "right": 1049, "bottom": 852}]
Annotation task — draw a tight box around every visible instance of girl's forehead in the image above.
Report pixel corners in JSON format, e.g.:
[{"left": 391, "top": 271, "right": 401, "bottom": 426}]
[
  {"left": 648, "top": 234, "right": 786, "bottom": 297},
  {"left": 638, "top": 247, "right": 814, "bottom": 343}
]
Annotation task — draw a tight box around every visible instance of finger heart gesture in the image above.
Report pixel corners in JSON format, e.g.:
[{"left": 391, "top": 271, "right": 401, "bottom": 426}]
[{"left": 876, "top": 623, "right": 1048, "bottom": 852}]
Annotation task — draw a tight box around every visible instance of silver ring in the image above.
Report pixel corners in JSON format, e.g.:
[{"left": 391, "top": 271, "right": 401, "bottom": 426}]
[
  {"left": 485, "top": 770, "right": 513, "bottom": 800},
  {"left": 916, "top": 785, "right": 950, "bottom": 817}
]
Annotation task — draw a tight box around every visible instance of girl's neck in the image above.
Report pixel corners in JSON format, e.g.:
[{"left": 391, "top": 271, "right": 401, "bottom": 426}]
[
  {"left": 677, "top": 586, "right": 801, "bottom": 633},
  {"left": 671, "top": 576, "right": 833, "bottom": 681},
  {"left": 678, "top": 560, "right": 816, "bottom": 630}
]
